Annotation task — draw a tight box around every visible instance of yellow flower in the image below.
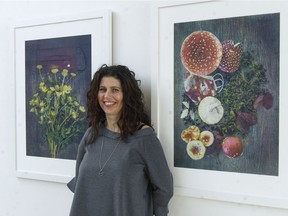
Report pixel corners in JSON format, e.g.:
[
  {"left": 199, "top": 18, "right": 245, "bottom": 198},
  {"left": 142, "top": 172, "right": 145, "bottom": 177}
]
[
  {"left": 40, "top": 107, "right": 45, "bottom": 113},
  {"left": 72, "top": 111, "right": 79, "bottom": 119},
  {"left": 39, "top": 101, "right": 45, "bottom": 107},
  {"left": 29, "top": 63, "right": 87, "bottom": 158},
  {"left": 73, "top": 101, "right": 79, "bottom": 106},
  {"left": 34, "top": 98, "right": 39, "bottom": 106},
  {"left": 46, "top": 90, "right": 52, "bottom": 97},
  {"left": 79, "top": 106, "right": 86, "bottom": 112},
  {"left": 29, "top": 99, "right": 35, "bottom": 106},
  {"left": 67, "top": 97, "right": 73, "bottom": 102},
  {"left": 51, "top": 68, "right": 59, "bottom": 74},
  {"left": 50, "top": 111, "right": 56, "bottom": 117},
  {"left": 40, "top": 86, "right": 48, "bottom": 93},
  {"left": 63, "top": 85, "right": 72, "bottom": 94},
  {"left": 62, "top": 69, "right": 68, "bottom": 77},
  {"left": 39, "top": 82, "right": 47, "bottom": 92},
  {"left": 36, "top": 65, "right": 43, "bottom": 70},
  {"left": 56, "top": 91, "right": 62, "bottom": 97}
]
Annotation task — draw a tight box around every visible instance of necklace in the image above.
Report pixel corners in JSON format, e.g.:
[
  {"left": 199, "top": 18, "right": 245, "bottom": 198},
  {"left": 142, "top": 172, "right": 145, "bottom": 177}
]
[{"left": 98, "top": 136, "right": 120, "bottom": 176}]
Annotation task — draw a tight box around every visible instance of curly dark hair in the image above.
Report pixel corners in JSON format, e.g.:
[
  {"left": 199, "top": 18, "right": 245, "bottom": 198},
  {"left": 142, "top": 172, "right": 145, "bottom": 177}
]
[{"left": 86, "top": 64, "right": 151, "bottom": 144}]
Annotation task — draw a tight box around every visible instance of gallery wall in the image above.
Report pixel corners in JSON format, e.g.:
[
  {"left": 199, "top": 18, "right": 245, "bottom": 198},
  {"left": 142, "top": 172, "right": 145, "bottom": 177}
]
[{"left": 0, "top": 1, "right": 288, "bottom": 216}]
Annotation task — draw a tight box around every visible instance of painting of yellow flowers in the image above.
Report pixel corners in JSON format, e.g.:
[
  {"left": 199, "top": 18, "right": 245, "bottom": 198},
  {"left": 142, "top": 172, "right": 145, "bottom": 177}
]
[
  {"left": 14, "top": 11, "right": 112, "bottom": 182},
  {"left": 26, "top": 35, "right": 91, "bottom": 159}
]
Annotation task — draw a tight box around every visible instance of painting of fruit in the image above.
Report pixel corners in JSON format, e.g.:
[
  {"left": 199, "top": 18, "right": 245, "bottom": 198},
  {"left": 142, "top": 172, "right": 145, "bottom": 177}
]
[{"left": 174, "top": 13, "right": 279, "bottom": 175}]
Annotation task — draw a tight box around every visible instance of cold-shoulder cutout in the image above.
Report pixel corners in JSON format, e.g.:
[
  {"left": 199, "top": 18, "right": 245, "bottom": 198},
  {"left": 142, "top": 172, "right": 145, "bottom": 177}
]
[{"left": 138, "top": 122, "right": 150, "bottom": 130}]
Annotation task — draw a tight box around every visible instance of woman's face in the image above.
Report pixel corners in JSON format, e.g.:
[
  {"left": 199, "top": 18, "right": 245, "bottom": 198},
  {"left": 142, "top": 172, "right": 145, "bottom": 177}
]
[{"left": 97, "top": 76, "right": 124, "bottom": 118}]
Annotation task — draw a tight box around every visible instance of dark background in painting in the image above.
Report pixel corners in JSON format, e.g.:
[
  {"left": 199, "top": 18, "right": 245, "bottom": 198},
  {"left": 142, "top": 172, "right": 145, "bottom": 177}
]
[
  {"left": 25, "top": 35, "right": 91, "bottom": 160},
  {"left": 174, "top": 14, "right": 279, "bottom": 175}
]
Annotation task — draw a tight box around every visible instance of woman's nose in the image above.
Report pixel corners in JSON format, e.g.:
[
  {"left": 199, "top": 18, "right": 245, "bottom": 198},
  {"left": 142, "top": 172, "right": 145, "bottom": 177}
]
[{"left": 104, "top": 90, "right": 111, "bottom": 98}]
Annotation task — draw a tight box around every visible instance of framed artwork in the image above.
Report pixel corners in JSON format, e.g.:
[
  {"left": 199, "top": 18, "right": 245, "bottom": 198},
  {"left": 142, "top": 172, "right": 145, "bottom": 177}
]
[
  {"left": 153, "top": 1, "right": 288, "bottom": 209},
  {"left": 14, "top": 10, "right": 112, "bottom": 182}
]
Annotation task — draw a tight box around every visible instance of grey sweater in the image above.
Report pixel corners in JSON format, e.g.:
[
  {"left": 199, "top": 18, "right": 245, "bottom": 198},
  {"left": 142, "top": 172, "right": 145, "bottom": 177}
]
[{"left": 67, "top": 126, "right": 173, "bottom": 216}]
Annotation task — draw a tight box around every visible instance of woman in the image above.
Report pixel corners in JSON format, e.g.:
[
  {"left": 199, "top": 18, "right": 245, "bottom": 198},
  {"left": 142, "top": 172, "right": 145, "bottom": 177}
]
[{"left": 67, "top": 64, "right": 173, "bottom": 216}]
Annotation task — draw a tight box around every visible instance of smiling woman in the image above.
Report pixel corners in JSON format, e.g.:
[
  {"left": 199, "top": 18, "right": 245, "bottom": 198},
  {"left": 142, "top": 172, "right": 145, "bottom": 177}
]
[
  {"left": 97, "top": 76, "right": 124, "bottom": 119},
  {"left": 67, "top": 64, "right": 173, "bottom": 216}
]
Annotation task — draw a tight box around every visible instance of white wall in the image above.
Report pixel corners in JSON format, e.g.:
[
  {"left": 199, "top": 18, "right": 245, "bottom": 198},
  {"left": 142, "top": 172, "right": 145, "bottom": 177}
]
[{"left": 0, "top": 1, "right": 288, "bottom": 216}]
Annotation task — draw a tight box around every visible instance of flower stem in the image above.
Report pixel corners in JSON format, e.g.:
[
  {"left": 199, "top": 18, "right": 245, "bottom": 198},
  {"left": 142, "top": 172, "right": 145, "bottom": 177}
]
[{"left": 48, "top": 137, "right": 59, "bottom": 158}]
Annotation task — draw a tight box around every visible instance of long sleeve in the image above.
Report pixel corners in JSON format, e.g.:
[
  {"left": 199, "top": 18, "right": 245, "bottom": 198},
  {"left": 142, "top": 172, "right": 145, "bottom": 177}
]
[
  {"left": 68, "top": 126, "right": 172, "bottom": 216},
  {"left": 67, "top": 128, "right": 90, "bottom": 192},
  {"left": 143, "top": 135, "right": 174, "bottom": 216}
]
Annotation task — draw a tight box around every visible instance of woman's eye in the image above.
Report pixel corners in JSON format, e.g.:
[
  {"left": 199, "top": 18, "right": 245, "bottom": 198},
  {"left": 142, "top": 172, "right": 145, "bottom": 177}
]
[
  {"left": 99, "top": 88, "right": 106, "bottom": 92},
  {"left": 112, "top": 88, "right": 119, "bottom": 93}
]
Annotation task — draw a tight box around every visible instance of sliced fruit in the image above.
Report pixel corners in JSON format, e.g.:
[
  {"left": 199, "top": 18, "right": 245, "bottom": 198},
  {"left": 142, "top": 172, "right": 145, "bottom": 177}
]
[
  {"left": 198, "top": 96, "right": 224, "bottom": 125},
  {"left": 186, "top": 140, "right": 206, "bottom": 160},
  {"left": 199, "top": 130, "right": 214, "bottom": 147},
  {"left": 181, "top": 125, "right": 200, "bottom": 143}
]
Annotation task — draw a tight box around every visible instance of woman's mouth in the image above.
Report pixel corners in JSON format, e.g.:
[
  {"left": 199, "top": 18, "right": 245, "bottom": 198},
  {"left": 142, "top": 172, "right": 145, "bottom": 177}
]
[{"left": 104, "top": 101, "right": 115, "bottom": 107}]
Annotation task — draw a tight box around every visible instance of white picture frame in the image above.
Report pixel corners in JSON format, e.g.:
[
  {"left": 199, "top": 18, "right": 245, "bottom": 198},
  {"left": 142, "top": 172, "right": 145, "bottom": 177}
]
[
  {"left": 14, "top": 10, "right": 112, "bottom": 183},
  {"left": 152, "top": 1, "right": 288, "bottom": 209}
]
